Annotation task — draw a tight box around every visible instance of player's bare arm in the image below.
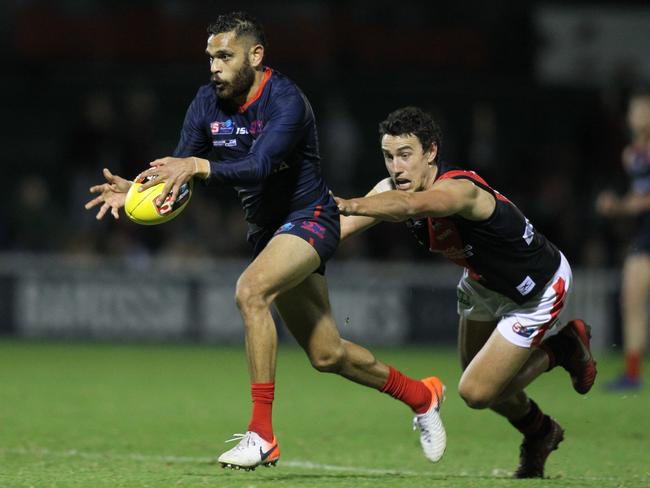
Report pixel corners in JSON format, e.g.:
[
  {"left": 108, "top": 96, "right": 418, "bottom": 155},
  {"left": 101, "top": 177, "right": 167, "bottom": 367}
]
[
  {"left": 336, "top": 178, "right": 494, "bottom": 223},
  {"left": 84, "top": 168, "right": 132, "bottom": 220},
  {"left": 137, "top": 156, "right": 211, "bottom": 207},
  {"left": 339, "top": 177, "right": 394, "bottom": 241},
  {"left": 596, "top": 191, "right": 650, "bottom": 217}
]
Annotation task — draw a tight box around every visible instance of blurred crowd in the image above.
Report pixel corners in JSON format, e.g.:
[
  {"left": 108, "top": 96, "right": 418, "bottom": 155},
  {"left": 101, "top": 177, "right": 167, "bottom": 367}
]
[
  {"left": 3, "top": 79, "right": 638, "bottom": 268},
  {"left": 2, "top": 1, "right": 648, "bottom": 268}
]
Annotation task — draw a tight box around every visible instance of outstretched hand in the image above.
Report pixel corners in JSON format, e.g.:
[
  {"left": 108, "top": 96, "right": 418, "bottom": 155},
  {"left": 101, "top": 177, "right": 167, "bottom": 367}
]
[
  {"left": 137, "top": 157, "right": 195, "bottom": 207},
  {"left": 84, "top": 168, "right": 131, "bottom": 220}
]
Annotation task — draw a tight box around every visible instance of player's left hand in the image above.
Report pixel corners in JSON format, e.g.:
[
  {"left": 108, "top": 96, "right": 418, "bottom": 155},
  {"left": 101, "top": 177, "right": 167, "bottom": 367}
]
[
  {"left": 138, "top": 157, "right": 195, "bottom": 207},
  {"left": 85, "top": 168, "right": 131, "bottom": 220}
]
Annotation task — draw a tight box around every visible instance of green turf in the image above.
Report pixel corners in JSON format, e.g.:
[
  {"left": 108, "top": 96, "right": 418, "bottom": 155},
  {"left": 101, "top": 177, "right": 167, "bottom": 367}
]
[{"left": 0, "top": 340, "right": 648, "bottom": 487}]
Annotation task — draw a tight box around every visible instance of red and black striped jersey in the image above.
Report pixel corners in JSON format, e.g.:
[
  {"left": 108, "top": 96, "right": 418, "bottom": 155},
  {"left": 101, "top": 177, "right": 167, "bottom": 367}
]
[{"left": 407, "top": 162, "right": 561, "bottom": 304}]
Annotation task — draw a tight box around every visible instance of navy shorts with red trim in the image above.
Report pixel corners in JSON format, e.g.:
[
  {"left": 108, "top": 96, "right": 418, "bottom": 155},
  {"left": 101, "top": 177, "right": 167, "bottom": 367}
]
[{"left": 247, "top": 198, "right": 340, "bottom": 275}]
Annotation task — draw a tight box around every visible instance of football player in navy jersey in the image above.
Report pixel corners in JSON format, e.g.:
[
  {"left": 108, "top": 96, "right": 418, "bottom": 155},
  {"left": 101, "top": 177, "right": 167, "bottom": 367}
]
[
  {"left": 85, "top": 12, "right": 446, "bottom": 470},
  {"left": 335, "top": 106, "right": 597, "bottom": 478},
  {"left": 597, "top": 86, "right": 650, "bottom": 390}
]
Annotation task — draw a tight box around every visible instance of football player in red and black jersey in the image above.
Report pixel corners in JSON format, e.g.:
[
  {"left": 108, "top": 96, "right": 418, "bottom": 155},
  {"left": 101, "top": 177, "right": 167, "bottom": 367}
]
[{"left": 336, "top": 106, "right": 597, "bottom": 479}]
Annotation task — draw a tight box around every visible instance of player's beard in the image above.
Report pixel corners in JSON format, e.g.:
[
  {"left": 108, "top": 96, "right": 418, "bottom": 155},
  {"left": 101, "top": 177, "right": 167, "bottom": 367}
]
[{"left": 213, "top": 58, "right": 256, "bottom": 104}]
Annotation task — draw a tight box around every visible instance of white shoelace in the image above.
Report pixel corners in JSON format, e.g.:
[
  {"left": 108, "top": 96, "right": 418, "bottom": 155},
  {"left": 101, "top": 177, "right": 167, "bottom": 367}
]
[{"left": 224, "top": 432, "right": 255, "bottom": 450}]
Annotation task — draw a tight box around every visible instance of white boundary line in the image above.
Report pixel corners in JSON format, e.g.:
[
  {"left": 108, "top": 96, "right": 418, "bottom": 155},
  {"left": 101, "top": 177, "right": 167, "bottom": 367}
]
[
  {"left": 3, "top": 447, "right": 428, "bottom": 476},
  {"left": 2, "top": 447, "right": 643, "bottom": 482}
]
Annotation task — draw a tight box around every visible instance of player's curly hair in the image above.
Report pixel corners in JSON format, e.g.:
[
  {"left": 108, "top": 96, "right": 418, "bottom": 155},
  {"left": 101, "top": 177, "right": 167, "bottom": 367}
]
[
  {"left": 207, "top": 11, "right": 267, "bottom": 47},
  {"left": 379, "top": 107, "right": 442, "bottom": 160}
]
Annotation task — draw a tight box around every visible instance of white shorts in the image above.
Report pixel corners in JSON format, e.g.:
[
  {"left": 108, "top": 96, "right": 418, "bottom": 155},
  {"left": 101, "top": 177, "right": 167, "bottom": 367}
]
[{"left": 456, "top": 253, "right": 572, "bottom": 348}]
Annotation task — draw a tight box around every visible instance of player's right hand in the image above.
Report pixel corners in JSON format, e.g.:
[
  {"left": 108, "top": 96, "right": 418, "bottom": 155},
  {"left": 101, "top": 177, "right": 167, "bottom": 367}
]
[{"left": 85, "top": 168, "right": 131, "bottom": 220}]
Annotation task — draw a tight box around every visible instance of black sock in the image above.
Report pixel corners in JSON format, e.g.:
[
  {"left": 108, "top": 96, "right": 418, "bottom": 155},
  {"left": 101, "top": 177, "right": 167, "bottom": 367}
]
[
  {"left": 541, "top": 333, "right": 574, "bottom": 370},
  {"left": 510, "top": 400, "right": 551, "bottom": 438}
]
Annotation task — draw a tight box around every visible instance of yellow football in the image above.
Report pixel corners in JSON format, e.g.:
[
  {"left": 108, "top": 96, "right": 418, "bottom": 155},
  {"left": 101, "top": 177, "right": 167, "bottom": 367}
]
[{"left": 124, "top": 175, "right": 193, "bottom": 225}]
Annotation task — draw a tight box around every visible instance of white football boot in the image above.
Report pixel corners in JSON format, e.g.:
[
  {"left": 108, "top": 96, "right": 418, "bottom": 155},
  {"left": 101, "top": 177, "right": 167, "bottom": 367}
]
[
  {"left": 412, "top": 376, "right": 447, "bottom": 462},
  {"left": 218, "top": 431, "right": 280, "bottom": 471}
]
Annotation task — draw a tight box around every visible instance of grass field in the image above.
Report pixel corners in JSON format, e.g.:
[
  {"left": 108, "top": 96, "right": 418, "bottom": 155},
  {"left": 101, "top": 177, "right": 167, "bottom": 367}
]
[{"left": 1, "top": 340, "right": 648, "bottom": 487}]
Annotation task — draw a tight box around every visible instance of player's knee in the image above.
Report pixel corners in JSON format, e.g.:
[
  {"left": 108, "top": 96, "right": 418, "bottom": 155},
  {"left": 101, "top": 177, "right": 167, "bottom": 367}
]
[
  {"left": 458, "top": 379, "right": 493, "bottom": 410},
  {"left": 309, "top": 346, "right": 345, "bottom": 373},
  {"left": 235, "top": 277, "right": 270, "bottom": 313}
]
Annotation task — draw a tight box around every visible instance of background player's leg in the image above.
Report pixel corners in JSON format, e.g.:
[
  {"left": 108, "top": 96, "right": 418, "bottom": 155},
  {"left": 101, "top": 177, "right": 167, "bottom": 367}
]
[{"left": 616, "top": 253, "right": 650, "bottom": 387}]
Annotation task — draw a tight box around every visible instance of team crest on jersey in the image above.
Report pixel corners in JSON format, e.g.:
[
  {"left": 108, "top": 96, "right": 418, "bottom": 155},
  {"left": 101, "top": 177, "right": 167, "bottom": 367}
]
[
  {"left": 210, "top": 119, "right": 234, "bottom": 135},
  {"left": 249, "top": 120, "right": 264, "bottom": 135}
]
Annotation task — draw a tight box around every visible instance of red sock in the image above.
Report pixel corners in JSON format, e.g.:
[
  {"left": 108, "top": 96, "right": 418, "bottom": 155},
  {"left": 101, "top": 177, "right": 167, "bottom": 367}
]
[
  {"left": 380, "top": 366, "right": 432, "bottom": 414},
  {"left": 247, "top": 383, "right": 275, "bottom": 442},
  {"left": 625, "top": 352, "right": 642, "bottom": 379}
]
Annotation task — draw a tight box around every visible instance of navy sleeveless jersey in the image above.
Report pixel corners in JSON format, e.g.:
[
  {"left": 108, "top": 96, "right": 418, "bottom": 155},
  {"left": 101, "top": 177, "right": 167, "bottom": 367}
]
[
  {"left": 172, "top": 68, "right": 330, "bottom": 227},
  {"left": 626, "top": 144, "right": 650, "bottom": 253},
  {"left": 407, "top": 162, "right": 561, "bottom": 304}
]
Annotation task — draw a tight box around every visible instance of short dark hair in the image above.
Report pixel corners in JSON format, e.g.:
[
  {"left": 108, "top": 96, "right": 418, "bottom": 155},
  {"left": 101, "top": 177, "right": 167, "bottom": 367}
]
[
  {"left": 207, "top": 11, "right": 267, "bottom": 47},
  {"left": 379, "top": 107, "right": 442, "bottom": 159}
]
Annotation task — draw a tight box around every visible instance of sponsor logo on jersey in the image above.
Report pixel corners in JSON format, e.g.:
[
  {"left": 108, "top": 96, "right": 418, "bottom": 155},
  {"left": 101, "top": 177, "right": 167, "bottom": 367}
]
[
  {"left": 439, "top": 244, "right": 474, "bottom": 260},
  {"left": 276, "top": 222, "right": 295, "bottom": 233},
  {"left": 301, "top": 221, "right": 326, "bottom": 239},
  {"left": 512, "top": 322, "right": 537, "bottom": 338},
  {"left": 406, "top": 218, "right": 427, "bottom": 247},
  {"left": 213, "top": 138, "right": 237, "bottom": 147},
  {"left": 516, "top": 276, "right": 536, "bottom": 296},
  {"left": 523, "top": 218, "right": 535, "bottom": 245},
  {"left": 210, "top": 119, "right": 234, "bottom": 135}
]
